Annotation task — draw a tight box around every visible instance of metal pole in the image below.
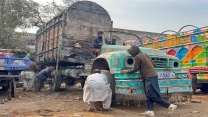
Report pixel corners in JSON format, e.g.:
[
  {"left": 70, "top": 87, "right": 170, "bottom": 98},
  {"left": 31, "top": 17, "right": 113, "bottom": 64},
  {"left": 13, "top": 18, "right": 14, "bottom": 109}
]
[
  {"left": 110, "top": 21, "right": 113, "bottom": 40},
  {"left": 52, "top": 10, "right": 67, "bottom": 92}
]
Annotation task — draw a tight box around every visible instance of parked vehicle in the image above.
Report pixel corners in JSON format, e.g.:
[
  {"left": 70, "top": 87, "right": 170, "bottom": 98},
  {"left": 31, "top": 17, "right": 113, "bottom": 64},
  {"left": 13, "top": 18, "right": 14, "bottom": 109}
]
[
  {"left": 0, "top": 49, "right": 30, "bottom": 97},
  {"left": 35, "top": 1, "right": 112, "bottom": 91},
  {"left": 35, "top": 1, "right": 192, "bottom": 105},
  {"left": 142, "top": 26, "right": 208, "bottom": 93}
]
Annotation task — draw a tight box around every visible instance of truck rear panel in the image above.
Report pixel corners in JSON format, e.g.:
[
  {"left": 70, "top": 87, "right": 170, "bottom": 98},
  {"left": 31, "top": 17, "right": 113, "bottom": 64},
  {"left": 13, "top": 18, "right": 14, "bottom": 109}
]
[{"left": 35, "top": 1, "right": 112, "bottom": 65}]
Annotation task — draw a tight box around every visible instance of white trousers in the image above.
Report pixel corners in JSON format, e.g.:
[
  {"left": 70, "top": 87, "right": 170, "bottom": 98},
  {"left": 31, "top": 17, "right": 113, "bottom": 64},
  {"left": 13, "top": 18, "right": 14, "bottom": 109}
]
[
  {"left": 21, "top": 71, "right": 36, "bottom": 90},
  {"left": 88, "top": 89, "right": 112, "bottom": 109}
]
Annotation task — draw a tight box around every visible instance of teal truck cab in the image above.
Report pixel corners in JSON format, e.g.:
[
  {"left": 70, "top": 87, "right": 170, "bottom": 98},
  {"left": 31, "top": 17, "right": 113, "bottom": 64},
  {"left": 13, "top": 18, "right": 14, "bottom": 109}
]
[{"left": 90, "top": 34, "right": 193, "bottom": 105}]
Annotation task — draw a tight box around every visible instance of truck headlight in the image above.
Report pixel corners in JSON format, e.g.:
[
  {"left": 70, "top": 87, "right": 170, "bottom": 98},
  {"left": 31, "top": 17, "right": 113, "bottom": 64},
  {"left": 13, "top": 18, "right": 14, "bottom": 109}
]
[
  {"left": 173, "top": 61, "right": 179, "bottom": 68},
  {"left": 127, "top": 58, "right": 134, "bottom": 65}
]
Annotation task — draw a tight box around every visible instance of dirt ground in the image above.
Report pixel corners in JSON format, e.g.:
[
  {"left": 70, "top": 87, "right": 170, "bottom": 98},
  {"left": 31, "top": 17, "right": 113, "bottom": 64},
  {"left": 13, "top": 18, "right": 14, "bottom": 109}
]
[{"left": 0, "top": 84, "right": 208, "bottom": 117}]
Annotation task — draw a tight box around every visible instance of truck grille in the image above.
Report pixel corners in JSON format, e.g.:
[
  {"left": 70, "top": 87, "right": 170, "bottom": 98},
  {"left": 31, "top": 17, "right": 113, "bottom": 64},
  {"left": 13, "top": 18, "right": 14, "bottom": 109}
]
[{"left": 152, "top": 58, "right": 167, "bottom": 68}]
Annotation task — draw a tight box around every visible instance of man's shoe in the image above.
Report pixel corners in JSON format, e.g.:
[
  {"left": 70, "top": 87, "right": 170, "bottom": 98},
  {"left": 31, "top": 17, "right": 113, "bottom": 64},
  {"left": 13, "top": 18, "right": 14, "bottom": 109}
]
[
  {"left": 23, "top": 87, "right": 26, "bottom": 91},
  {"left": 168, "top": 104, "right": 177, "bottom": 115},
  {"left": 102, "top": 108, "right": 112, "bottom": 112},
  {"left": 140, "top": 111, "right": 155, "bottom": 117},
  {"left": 88, "top": 108, "right": 95, "bottom": 112}
]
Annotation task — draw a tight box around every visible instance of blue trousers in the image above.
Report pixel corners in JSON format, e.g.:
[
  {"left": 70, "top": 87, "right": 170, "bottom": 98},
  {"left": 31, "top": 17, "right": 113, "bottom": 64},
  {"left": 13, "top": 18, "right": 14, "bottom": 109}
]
[{"left": 144, "top": 76, "right": 170, "bottom": 111}]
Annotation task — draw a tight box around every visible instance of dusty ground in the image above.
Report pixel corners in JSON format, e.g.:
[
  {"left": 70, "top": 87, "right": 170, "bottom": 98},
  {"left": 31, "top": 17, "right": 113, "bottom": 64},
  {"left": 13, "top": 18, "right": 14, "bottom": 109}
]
[{"left": 0, "top": 84, "right": 208, "bottom": 117}]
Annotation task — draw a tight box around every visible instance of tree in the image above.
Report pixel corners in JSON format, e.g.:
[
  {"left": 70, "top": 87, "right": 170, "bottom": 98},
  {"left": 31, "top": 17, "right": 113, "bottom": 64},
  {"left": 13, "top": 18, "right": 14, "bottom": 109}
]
[
  {"left": 0, "top": 0, "right": 82, "bottom": 51},
  {"left": 0, "top": 0, "right": 39, "bottom": 50},
  {"left": 33, "top": 0, "right": 81, "bottom": 27}
]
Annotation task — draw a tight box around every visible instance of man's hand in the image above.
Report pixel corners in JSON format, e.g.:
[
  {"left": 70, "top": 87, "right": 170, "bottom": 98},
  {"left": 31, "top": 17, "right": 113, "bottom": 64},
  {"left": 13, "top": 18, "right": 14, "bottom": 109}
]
[
  {"left": 99, "top": 43, "right": 102, "bottom": 45},
  {"left": 121, "top": 70, "right": 128, "bottom": 74}
]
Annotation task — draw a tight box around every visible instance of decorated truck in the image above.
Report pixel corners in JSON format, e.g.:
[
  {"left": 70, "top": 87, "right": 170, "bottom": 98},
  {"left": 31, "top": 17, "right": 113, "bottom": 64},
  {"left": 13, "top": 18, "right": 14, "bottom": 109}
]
[
  {"left": 0, "top": 49, "right": 30, "bottom": 97},
  {"left": 35, "top": 1, "right": 192, "bottom": 105},
  {"left": 141, "top": 25, "right": 208, "bottom": 93}
]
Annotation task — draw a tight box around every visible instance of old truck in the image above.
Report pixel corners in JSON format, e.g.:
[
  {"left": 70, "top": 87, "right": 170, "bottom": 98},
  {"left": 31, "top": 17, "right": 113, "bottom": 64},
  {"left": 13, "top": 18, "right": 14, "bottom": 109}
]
[
  {"left": 0, "top": 49, "right": 30, "bottom": 97},
  {"left": 35, "top": 1, "right": 192, "bottom": 105},
  {"left": 141, "top": 26, "right": 208, "bottom": 93}
]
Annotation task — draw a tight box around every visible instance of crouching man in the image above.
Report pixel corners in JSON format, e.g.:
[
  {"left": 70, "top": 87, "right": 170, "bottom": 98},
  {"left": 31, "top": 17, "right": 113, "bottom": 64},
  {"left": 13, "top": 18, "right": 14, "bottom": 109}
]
[
  {"left": 83, "top": 69, "right": 112, "bottom": 112},
  {"left": 35, "top": 66, "right": 55, "bottom": 93},
  {"left": 21, "top": 58, "right": 40, "bottom": 91}
]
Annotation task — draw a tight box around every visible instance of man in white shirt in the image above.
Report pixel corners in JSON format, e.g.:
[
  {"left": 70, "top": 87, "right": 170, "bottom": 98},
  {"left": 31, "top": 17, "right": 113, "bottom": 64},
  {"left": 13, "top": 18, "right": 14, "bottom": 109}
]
[{"left": 83, "top": 69, "right": 112, "bottom": 112}]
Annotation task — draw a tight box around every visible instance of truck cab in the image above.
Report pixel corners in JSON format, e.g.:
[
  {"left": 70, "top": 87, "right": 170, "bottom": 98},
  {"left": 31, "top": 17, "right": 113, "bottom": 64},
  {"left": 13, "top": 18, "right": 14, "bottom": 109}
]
[
  {"left": 0, "top": 50, "right": 30, "bottom": 97},
  {"left": 141, "top": 26, "right": 208, "bottom": 94},
  {"left": 90, "top": 34, "right": 193, "bottom": 104}
]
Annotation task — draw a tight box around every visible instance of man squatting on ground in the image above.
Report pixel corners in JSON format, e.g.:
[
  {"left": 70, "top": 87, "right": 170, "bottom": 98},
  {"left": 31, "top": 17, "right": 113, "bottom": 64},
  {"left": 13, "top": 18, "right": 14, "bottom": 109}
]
[
  {"left": 35, "top": 66, "right": 55, "bottom": 92},
  {"left": 92, "top": 31, "right": 103, "bottom": 57},
  {"left": 83, "top": 69, "right": 112, "bottom": 112},
  {"left": 121, "top": 45, "right": 177, "bottom": 117},
  {"left": 21, "top": 58, "right": 40, "bottom": 91}
]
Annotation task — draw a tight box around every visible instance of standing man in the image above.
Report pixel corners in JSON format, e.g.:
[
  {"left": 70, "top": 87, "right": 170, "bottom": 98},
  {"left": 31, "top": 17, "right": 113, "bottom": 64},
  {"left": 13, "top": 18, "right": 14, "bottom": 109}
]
[
  {"left": 121, "top": 45, "right": 177, "bottom": 117},
  {"left": 83, "top": 69, "right": 112, "bottom": 112},
  {"left": 92, "top": 31, "right": 103, "bottom": 56},
  {"left": 35, "top": 66, "right": 54, "bottom": 92},
  {"left": 21, "top": 58, "right": 40, "bottom": 91}
]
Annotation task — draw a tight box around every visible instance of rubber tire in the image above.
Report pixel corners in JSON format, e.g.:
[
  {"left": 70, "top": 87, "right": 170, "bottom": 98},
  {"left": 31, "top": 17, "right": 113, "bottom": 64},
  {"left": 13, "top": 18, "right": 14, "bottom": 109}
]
[
  {"left": 101, "top": 70, "right": 115, "bottom": 102},
  {"left": 81, "top": 78, "right": 86, "bottom": 88},
  {"left": 2, "top": 80, "right": 10, "bottom": 91},
  {"left": 2, "top": 85, "right": 9, "bottom": 91},
  {"left": 200, "top": 84, "right": 208, "bottom": 93},
  {"left": 191, "top": 74, "right": 197, "bottom": 94},
  {"left": 53, "top": 72, "right": 62, "bottom": 92}
]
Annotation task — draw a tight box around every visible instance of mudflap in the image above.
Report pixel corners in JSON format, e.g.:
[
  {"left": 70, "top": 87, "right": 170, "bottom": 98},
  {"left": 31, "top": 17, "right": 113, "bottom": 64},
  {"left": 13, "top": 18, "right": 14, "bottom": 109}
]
[{"left": 10, "top": 79, "right": 17, "bottom": 97}]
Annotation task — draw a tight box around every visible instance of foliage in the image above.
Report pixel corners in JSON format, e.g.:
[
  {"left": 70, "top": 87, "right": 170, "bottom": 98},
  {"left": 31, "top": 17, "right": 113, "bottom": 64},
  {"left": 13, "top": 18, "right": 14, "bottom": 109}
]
[
  {"left": 0, "top": 0, "right": 39, "bottom": 50},
  {"left": 0, "top": 0, "right": 39, "bottom": 29},
  {"left": 34, "top": 0, "right": 81, "bottom": 27},
  {"left": 0, "top": 28, "right": 30, "bottom": 51},
  {"left": 0, "top": 0, "right": 82, "bottom": 51}
]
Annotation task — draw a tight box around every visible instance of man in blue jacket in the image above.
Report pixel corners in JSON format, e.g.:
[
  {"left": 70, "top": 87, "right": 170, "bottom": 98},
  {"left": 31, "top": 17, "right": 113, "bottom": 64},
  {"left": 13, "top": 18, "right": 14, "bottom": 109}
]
[
  {"left": 92, "top": 31, "right": 103, "bottom": 56},
  {"left": 35, "top": 66, "right": 55, "bottom": 92}
]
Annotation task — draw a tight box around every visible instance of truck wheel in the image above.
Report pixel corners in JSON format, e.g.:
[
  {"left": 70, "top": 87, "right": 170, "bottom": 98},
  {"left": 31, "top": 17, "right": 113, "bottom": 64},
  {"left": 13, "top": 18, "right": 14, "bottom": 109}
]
[
  {"left": 2, "top": 81, "right": 10, "bottom": 91},
  {"left": 81, "top": 78, "right": 86, "bottom": 88},
  {"left": 10, "top": 81, "right": 15, "bottom": 97},
  {"left": 201, "top": 84, "right": 208, "bottom": 93},
  {"left": 101, "top": 70, "right": 115, "bottom": 102},
  {"left": 2, "top": 86, "right": 9, "bottom": 91},
  {"left": 53, "top": 72, "right": 62, "bottom": 92},
  {"left": 192, "top": 74, "right": 197, "bottom": 94}
]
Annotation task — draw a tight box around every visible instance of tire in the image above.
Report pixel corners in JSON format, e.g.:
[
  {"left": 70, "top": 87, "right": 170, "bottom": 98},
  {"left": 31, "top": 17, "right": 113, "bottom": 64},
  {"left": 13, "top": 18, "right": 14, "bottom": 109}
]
[
  {"left": 53, "top": 72, "right": 62, "bottom": 92},
  {"left": 200, "top": 84, "right": 208, "bottom": 93},
  {"left": 2, "top": 81, "right": 10, "bottom": 91},
  {"left": 2, "top": 85, "right": 9, "bottom": 91},
  {"left": 101, "top": 70, "right": 115, "bottom": 102},
  {"left": 191, "top": 74, "right": 197, "bottom": 94},
  {"left": 81, "top": 78, "right": 86, "bottom": 88}
]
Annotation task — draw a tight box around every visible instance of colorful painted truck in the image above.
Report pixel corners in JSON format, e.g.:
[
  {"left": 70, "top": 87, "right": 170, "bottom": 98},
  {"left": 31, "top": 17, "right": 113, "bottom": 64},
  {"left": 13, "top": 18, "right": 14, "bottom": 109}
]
[
  {"left": 35, "top": 1, "right": 192, "bottom": 105},
  {"left": 141, "top": 26, "right": 208, "bottom": 93},
  {"left": 0, "top": 50, "right": 30, "bottom": 97}
]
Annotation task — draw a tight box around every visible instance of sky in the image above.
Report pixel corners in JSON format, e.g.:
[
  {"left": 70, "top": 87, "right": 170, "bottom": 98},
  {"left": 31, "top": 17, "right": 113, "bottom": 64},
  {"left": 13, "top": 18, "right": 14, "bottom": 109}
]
[{"left": 24, "top": 0, "right": 208, "bottom": 34}]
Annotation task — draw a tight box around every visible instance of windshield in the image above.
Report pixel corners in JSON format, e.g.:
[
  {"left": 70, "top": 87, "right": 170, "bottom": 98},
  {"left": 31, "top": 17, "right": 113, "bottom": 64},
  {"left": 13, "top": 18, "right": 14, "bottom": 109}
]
[{"left": 103, "top": 31, "right": 146, "bottom": 47}]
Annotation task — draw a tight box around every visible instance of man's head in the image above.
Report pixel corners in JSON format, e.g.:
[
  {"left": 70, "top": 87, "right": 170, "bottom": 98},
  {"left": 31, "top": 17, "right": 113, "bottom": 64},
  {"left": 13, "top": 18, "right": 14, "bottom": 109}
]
[
  {"left": 127, "top": 45, "right": 142, "bottom": 57},
  {"left": 47, "top": 66, "right": 55, "bottom": 71},
  {"left": 93, "top": 69, "right": 101, "bottom": 74},
  {"left": 30, "top": 57, "right": 34, "bottom": 61},
  {"left": 97, "top": 31, "right": 103, "bottom": 39}
]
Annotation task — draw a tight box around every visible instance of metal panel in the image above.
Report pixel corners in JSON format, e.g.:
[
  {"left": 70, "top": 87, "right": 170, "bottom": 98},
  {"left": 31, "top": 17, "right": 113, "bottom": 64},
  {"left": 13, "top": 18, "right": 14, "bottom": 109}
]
[{"left": 35, "top": 1, "right": 111, "bottom": 65}]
